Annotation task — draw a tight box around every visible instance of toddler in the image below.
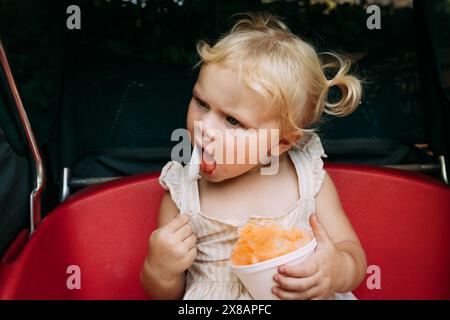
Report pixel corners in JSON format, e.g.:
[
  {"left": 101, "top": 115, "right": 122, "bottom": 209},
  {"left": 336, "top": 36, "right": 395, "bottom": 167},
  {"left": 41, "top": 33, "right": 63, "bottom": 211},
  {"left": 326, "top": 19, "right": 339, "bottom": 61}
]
[{"left": 141, "top": 12, "right": 367, "bottom": 300}]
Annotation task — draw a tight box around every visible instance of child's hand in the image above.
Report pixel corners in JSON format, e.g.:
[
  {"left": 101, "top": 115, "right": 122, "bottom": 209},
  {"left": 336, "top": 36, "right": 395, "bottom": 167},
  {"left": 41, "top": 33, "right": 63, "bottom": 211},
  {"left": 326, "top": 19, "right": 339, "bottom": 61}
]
[
  {"left": 145, "top": 214, "right": 197, "bottom": 281},
  {"left": 272, "top": 215, "right": 346, "bottom": 300}
]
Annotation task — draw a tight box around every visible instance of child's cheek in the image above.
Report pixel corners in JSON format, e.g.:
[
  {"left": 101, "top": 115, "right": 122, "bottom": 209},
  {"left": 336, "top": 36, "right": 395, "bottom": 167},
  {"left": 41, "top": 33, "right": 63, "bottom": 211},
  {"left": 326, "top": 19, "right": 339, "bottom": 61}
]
[
  {"left": 186, "top": 104, "right": 201, "bottom": 140},
  {"left": 225, "top": 131, "right": 249, "bottom": 165}
]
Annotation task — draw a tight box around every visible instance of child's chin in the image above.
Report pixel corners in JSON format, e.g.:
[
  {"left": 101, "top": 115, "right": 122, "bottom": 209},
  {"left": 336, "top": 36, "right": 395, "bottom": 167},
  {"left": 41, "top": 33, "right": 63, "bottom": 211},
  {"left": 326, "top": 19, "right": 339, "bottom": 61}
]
[
  {"left": 201, "top": 167, "right": 232, "bottom": 182},
  {"left": 201, "top": 170, "right": 221, "bottom": 182},
  {"left": 201, "top": 166, "right": 250, "bottom": 183}
]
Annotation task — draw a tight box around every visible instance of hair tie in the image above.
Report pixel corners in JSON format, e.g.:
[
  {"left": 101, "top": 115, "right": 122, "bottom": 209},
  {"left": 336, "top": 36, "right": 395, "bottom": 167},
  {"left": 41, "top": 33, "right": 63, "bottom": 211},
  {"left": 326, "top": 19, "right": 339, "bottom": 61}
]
[{"left": 326, "top": 78, "right": 333, "bottom": 88}]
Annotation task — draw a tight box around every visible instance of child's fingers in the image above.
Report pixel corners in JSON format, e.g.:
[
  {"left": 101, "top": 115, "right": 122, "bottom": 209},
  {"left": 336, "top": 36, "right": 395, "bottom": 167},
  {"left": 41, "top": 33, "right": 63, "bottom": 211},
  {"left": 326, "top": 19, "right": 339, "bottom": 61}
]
[
  {"left": 278, "top": 258, "right": 318, "bottom": 278},
  {"left": 186, "top": 245, "right": 197, "bottom": 261},
  {"left": 166, "top": 214, "right": 191, "bottom": 232},
  {"left": 273, "top": 273, "right": 318, "bottom": 292},
  {"left": 180, "top": 234, "right": 197, "bottom": 252},
  {"left": 174, "top": 224, "right": 193, "bottom": 242},
  {"left": 272, "top": 284, "right": 322, "bottom": 300}
]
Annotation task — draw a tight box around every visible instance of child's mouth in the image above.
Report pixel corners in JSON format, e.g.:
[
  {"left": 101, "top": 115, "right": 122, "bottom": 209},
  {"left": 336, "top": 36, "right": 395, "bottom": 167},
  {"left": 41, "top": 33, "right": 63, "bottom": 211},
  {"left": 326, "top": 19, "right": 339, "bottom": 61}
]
[{"left": 200, "top": 147, "right": 216, "bottom": 175}]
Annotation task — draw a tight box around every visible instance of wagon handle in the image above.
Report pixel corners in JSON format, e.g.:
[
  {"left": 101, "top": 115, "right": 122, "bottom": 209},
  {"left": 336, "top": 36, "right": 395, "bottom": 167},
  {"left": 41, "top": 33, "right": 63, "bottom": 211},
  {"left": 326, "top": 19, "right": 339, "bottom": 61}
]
[{"left": 0, "top": 41, "right": 46, "bottom": 237}]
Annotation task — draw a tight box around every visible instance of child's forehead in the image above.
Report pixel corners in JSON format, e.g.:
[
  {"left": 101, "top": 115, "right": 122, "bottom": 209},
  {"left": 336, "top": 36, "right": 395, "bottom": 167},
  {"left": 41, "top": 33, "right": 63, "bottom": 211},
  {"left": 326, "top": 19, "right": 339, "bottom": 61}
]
[{"left": 195, "top": 64, "right": 277, "bottom": 125}]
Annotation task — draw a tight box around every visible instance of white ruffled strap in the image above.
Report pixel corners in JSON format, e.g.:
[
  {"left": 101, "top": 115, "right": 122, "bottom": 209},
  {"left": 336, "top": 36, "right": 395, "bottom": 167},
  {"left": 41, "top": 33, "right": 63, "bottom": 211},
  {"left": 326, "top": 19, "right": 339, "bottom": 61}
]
[
  {"left": 303, "top": 132, "right": 328, "bottom": 197},
  {"left": 159, "top": 161, "right": 198, "bottom": 215},
  {"left": 159, "top": 161, "right": 184, "bottom": 209}
]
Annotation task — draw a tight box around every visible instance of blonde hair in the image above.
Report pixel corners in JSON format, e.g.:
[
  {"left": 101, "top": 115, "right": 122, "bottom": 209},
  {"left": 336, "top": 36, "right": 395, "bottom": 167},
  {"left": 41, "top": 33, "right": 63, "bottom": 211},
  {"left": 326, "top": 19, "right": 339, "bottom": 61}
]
[{"left": 194, "top": 12, "right": 362, "bottom": 141}]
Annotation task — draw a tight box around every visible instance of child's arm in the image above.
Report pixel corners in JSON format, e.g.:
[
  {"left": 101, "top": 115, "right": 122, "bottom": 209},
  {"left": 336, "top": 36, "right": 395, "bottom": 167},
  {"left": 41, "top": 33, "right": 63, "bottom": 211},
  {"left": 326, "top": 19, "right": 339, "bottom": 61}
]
[
  {"left": 272, "top": 172, "right": 367, "bottom": 300},
  {"left": 314, "top": 172, "right": 367, "bottom": 292},
  {"left": 140, "top": 192, "right": 197, "bottom": 300}
]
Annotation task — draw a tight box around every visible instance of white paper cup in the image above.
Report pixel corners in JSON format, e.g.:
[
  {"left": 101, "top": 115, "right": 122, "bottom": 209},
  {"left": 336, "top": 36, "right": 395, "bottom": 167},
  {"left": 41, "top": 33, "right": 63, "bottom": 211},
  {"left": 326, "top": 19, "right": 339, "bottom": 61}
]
[{"left": 230, "top": 238, "right": 317, "bottom": 300}]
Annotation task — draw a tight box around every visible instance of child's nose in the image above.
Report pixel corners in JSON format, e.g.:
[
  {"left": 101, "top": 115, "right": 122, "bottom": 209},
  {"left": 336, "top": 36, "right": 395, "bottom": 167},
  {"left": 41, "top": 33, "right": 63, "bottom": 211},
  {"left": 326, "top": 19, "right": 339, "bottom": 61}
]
[
  {"left": 200, "top": 113, "right": 221, "bottom": 133},
  {"left": 200, "top": 111, "right": 218, "bottom": 129},
  {"left": 202, "top": 131, "right": 216, "bottom": 143},
  {"left": 199, "top": 122, "right": 220, "bottom": 149}
]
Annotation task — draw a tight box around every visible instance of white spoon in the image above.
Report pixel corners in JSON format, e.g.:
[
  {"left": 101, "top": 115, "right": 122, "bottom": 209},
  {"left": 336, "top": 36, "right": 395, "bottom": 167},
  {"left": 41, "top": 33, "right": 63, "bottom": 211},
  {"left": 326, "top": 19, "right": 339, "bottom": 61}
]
[
  {"left": 180, "top": 143, "right": 201, "bottom": 216},
  {"left": 188, "top": 143, "right": 201, "bottom": 181}
]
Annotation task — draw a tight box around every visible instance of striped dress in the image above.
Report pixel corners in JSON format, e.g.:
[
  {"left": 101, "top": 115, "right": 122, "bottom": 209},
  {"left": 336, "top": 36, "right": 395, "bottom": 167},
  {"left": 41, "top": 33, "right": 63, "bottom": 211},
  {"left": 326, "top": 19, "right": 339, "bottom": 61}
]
[{"left": 158, "top": 132, "right": 356, "bottom": 300}]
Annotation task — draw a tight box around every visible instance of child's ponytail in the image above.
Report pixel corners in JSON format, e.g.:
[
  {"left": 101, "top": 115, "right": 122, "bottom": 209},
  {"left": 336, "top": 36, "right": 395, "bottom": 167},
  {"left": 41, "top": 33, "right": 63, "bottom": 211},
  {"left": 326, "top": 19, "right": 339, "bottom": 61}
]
[{"left": 317, "top": 53, "right": 362, "bottom": 118}]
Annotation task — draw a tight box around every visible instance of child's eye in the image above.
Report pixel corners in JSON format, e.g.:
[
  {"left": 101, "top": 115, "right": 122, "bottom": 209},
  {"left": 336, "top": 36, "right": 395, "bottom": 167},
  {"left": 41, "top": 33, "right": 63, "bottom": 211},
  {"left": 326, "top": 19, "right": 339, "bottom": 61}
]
[
  {"left": 226, "top": 116, "right": 241, "bottom": 127},
  {"left": 194, "top": 97, "right": 209, "bottom": 109}
]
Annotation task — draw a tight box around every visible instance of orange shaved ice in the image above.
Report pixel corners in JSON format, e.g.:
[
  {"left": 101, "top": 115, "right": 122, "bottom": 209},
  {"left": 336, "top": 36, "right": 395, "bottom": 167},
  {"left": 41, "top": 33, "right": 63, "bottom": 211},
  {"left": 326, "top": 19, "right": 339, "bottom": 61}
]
[{"left": 230, "top": 222, "right": 312, "bottom": 266}]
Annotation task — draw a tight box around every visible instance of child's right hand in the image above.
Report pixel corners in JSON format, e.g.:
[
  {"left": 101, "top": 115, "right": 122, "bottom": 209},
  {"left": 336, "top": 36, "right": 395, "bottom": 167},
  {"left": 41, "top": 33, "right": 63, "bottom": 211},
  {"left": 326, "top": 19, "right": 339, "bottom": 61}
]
[{"left": 145, "top": 214, "right": 197, "bottom": 281}]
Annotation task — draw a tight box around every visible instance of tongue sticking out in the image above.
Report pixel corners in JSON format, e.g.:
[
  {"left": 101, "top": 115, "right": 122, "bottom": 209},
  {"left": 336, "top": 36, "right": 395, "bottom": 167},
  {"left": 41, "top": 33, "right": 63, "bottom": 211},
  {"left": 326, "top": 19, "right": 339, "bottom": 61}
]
[{"left": 201, "top": 148, "right": 216, "bottom": 174}]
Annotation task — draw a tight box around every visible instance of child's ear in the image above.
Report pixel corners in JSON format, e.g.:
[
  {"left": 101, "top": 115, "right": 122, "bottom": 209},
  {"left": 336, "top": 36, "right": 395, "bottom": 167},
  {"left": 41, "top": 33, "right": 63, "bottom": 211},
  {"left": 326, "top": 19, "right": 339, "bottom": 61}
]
[{"left": 269, "top": 131, "right": 303, "bottom": 157}]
